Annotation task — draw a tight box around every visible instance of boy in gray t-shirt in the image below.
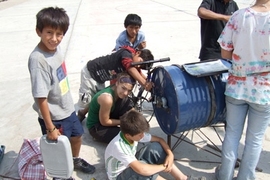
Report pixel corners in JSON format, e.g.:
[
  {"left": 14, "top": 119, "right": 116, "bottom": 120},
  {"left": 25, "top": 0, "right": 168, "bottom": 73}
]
[{"left": 28, "top": 7, "right": 95, "bottom": 178}]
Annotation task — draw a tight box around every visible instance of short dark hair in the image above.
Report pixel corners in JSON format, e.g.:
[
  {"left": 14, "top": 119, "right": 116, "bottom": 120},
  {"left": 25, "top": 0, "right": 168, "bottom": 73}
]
[
  {"left": 124, "top": 14, "right": 142, "bottom": 28},
  {"left": 120, "top": 110, "right": 149, "bottom": 136},
  {"left": 139, "top": 49, "right": 154, "bottom": 70},
  {"left": 36, "top": 7, "right": 69, "bottom": 35}
]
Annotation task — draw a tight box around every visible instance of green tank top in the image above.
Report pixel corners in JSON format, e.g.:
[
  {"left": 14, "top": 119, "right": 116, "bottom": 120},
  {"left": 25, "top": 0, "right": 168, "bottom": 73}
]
[{"left": 86, "top": 86, "right": 115, "bottom": 129}]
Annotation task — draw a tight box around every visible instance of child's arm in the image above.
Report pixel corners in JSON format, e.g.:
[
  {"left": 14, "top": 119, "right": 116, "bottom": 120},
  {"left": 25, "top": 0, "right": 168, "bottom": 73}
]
[
  {"left": 98, "top": 93, "right": 120, "bottom": 126},
  {"left": 135, "top": 31, "right": 146, "bottom": 50},
  {"left": 37, "top": 98, "right": 61, "bottom": 140},
  {"left": 126, "top": 135, "right": 174, "bottom": 176},
  {"left": 129, "top": 160, "right": 166, "bottom": 176},
  {"left": 140, "top": 71, "right": 147, "bottom": 80},
  {"left": 127, "top": 67, "right": 152, "bottom": 91},
  {"left": 150, "top": 135, "right": 174, "bottom": 172}
]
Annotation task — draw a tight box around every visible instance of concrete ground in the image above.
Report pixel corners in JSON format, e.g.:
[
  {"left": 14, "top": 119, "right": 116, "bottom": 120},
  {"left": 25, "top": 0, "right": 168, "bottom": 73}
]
[{"left": 0, "top": 0, "right": 269, "bottom": 179}]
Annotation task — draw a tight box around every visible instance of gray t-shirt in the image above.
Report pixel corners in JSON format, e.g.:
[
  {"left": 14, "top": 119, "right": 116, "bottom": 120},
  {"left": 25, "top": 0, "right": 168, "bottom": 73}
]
[{"left": 28, "top": 46, "right": 74, "bottom": 120}]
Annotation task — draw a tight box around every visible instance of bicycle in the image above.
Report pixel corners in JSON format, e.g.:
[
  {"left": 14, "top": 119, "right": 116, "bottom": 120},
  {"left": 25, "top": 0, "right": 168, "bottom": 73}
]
[{"left": 129, "top": 57, "right": 170, "bottom": 121}]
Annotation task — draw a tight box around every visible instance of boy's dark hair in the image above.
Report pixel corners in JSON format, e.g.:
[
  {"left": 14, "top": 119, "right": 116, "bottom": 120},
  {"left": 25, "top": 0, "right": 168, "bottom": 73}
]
[
  {"left": 36, "top": 7, "right": 69, "bottom": 35},
  {"left": 139, "top": 49, "right": 154, "bottom": 70},
  {"left": 120, "top": 110, "right": 149, "bottom": 136},
  {"left": 124, "top": 14, "right": 142, "bottom": 28}
]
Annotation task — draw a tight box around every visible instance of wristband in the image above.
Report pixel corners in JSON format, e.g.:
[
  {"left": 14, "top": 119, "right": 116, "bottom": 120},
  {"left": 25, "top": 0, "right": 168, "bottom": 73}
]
[{"left": 46, "top": 127, "right": 56, "bottom": 133}]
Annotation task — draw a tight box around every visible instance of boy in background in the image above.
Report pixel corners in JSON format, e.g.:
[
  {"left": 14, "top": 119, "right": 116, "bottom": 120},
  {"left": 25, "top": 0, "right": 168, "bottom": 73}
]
[
  {"left": 114, "top": 14, "right": 146, "bottom": 51},
  {"left": 28, "top": 7, "right": 95, "bottom": 179},
  {"left": 105, "top": 110, "right": 206, "bottom": 180},
  {"left": 77, "top": 46, "right": 154, "bottom": 121}
]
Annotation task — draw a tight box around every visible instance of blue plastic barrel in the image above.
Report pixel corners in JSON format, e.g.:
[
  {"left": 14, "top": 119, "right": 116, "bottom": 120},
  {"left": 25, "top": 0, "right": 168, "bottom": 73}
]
[{"left": 151, "top": 65, "right": 228, "bottom": 135}]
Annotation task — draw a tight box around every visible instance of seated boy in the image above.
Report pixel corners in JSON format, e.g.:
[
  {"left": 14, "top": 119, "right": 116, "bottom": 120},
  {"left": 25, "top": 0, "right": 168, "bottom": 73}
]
[
  {"left": 105, "top": 110, "right": 206, "bottom": 180},
  {"left": 77, "top": 46, "right": 154, "bottom": 121},
  {"left": 114, "top": 14, "right": 146, "bottom": 51}
]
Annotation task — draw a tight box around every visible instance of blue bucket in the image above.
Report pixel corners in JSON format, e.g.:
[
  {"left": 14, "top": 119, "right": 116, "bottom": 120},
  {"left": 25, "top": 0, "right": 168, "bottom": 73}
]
[{"left": 151, "top": 65, "right": 228, "bottom": 135}]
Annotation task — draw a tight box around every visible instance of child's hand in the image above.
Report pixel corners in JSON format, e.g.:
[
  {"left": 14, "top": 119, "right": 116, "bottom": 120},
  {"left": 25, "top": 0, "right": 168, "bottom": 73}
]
[
  {"left": 138, "top": 41, "right": 146, "bottom": 49},
  {"left": 163, "top": 155, "right": 174, "bottom": 173},
  {"left": 46, "top": 128, "right": 61, "bottom": 141},
  {"left": 144, "top": 82, "right": 153, "bottom": 91}
]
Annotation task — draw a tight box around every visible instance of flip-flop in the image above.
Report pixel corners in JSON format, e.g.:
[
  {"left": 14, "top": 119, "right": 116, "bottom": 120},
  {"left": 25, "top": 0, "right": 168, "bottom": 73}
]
[{"left": 0, "top": 145, "right": 5, "bottom": 164}]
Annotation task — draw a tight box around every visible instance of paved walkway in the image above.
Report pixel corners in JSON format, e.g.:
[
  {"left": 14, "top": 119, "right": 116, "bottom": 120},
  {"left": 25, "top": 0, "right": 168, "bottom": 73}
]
[{"left": 0, "top": 0, "right": 269, "bottom": 179}]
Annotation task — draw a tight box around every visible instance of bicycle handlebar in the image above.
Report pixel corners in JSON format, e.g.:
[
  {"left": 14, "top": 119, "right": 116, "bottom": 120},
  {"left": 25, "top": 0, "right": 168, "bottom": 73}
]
[{"left": 131, "top": 57, "right": 170, "bottom": 66}]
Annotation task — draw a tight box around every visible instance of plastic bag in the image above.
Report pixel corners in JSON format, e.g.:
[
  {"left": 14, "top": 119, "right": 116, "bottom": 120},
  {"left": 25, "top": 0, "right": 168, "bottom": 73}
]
[{"left": 18, "top": 138, "right": 47, "bottom": 180}]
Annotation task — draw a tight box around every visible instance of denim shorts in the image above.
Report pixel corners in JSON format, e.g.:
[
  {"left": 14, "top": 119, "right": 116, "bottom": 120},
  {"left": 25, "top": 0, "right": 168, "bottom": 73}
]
[{"left": 38, "top": 111, "right": 84, "bottom": 138}]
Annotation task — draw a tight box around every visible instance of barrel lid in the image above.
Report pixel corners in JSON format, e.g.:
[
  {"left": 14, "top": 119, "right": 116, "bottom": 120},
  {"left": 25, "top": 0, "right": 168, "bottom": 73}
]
[{"left": 183, "top": 59, "right": 231, "bottom": 77}]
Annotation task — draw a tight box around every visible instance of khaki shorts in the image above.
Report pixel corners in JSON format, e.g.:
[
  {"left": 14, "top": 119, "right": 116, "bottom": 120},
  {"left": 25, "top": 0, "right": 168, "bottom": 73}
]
[{"left": 78, "top": 65, "right": 105, "bottom": 108}]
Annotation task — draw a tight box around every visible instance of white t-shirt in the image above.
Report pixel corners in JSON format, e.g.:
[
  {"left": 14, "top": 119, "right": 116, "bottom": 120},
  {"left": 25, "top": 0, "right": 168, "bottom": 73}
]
[
  {"left": 218, "top": 8, "right": 270, "bottom": 77},
  {"left": 218, "top": 8, "right": 270, "bottom": 105},
  {"left": 105, "top": 132, "right": 152, "bottom": 180}
]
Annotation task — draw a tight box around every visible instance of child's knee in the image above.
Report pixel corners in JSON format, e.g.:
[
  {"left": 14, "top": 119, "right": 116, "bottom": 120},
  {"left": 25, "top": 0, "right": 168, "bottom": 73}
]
[
  {"left": 149, "top": 142, "right": 163, "bottom": 151},
  {"left": 144, "top": 142, "right": 165, "bottom": 156}
]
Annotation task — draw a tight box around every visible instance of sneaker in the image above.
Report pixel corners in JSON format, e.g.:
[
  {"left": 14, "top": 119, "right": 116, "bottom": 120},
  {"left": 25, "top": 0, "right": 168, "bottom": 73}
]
[
  {"left": 187, "top": 175, "right": 206, "bottom": 180},
  {"left": 77, "top": 110, "right": 86, "bottom": 122},
  {"left": 52, "top": 177, "right": 75, "bottom": 180},
  {"left": 73, "top": 157, "right": 95, "bottom": 174}
]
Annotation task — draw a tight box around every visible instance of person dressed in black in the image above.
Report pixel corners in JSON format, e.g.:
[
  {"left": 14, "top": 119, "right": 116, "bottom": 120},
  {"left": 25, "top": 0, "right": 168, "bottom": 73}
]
[{"left": 198, "top": 0, "right": 239, "bottom": 61}]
